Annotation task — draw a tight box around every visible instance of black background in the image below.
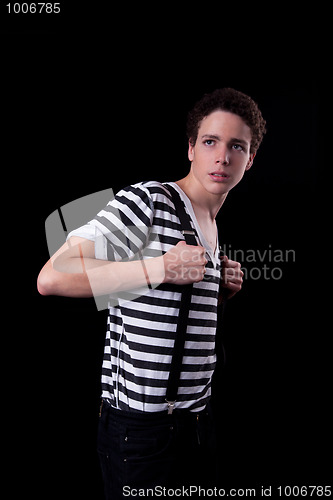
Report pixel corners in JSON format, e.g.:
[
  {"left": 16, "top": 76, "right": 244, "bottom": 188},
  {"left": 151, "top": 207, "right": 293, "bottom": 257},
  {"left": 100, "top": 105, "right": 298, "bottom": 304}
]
[{"left": 2, "top": 6, "right": 329, "bottom": 499}]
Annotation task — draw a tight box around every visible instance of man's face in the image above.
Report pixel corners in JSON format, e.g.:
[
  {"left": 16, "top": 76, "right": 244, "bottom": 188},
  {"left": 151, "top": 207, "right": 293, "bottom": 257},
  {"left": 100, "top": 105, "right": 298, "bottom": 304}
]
[{"left": 188, "top": 110, "right": 255, "bottom": 197}]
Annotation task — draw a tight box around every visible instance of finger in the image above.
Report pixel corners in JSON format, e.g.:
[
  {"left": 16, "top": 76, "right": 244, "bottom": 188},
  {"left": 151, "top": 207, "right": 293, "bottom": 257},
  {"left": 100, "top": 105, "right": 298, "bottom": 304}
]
[
  {"left": 191, "top": 266, "right": 206, "bottom": 283},
  {"left": 224, "top": 259, "right": 241, "bottom": 268},
  {"left": 198, "top": 246, "right": 207, "bottom": 257},
  {"left": 221, "top": 281, "right": 242, "bottom": 292},
  {"left": 193, "top": 248, "right": 207, "bottom": 263},
  {"left": 225, "top": 268, "right": 244, "bottom": 279},
  {"left": 221, "top": 276, "right": 243, "bottom": 290},
  {"left": 222, "top": 267, "right": 244, "bottom": 280},
  {"left": 220, "top": 255, "right": 229, "bottom": 266},
  {"left": 221, "top": 277, "right": 243, "bottom": 288}
]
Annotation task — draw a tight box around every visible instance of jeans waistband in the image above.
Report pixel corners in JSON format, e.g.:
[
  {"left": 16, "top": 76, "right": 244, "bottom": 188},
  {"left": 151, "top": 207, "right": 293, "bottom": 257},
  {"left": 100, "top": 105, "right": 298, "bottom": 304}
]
[{"left": 100, "top": 398, "right": 207, "bottom": 425}]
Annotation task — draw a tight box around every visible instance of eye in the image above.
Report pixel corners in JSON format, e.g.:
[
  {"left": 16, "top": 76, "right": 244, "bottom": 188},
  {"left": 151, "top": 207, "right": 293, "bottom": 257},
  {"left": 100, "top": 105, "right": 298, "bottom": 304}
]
[
  {"left": 232, "top": 144, "right": 244, "bottom": 151},
  {"left": 204, "top": 139, "right": 215, "bottom": 146}
]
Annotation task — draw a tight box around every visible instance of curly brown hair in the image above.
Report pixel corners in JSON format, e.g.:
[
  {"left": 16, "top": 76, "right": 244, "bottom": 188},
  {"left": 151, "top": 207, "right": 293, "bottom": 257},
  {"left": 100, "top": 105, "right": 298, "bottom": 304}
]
[{"left": 187, "top": 88, "right": 267, "bottom": 154}]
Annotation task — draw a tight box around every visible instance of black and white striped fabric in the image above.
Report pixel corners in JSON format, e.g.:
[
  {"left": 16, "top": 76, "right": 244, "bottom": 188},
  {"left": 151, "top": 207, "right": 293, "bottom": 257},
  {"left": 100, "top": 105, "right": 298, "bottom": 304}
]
[{"left": 67, "top": 181, "right": 221, "bottom": 412}]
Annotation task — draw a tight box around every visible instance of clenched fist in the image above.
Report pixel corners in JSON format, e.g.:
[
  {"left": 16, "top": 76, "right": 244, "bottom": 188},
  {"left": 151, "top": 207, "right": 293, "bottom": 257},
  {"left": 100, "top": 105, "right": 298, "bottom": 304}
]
[
  {"left": 163, "top": 241, "right": 208, "bottom": 285},
  {"left": 219, "top": 255, "right": 244, "bottom": 301}
]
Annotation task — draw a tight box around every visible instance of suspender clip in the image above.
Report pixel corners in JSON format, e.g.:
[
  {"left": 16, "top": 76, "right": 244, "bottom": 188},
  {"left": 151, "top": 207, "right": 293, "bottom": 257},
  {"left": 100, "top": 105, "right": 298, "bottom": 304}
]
[{"left": 166, "top": 400, "right": 176, "bottom": 415}]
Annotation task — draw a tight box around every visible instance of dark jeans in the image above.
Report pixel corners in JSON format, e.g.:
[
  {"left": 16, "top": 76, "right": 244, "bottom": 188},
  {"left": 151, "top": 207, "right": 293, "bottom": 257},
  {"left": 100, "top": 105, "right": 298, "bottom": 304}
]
[{"left": 97, "top": 400, "right": 217, "bottom": 499}]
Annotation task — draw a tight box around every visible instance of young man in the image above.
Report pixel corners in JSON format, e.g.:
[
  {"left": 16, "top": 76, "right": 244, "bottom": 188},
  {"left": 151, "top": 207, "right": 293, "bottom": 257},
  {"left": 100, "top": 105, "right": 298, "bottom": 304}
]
[{"left": 38, "top": 88, "right": 266, "bottom": 497}]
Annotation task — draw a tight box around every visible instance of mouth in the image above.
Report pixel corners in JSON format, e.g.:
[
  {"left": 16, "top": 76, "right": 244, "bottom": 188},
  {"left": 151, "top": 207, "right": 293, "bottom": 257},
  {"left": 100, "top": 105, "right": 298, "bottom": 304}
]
[{"left": 209, "top": 171, "right": 229, "bottom": 182}]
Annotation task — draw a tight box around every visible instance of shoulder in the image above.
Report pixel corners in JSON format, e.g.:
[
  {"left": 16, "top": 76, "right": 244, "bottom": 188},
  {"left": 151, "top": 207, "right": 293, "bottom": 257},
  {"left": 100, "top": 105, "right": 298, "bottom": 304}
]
[
  {"left": 113, "top": 182, "right": 155, "bottom": 211},
  {"left": 141, "top": 181, "right": 174, "bottom": 203},
  {"left": 116, "top": 181, "right": 174, "bottom": 209}
]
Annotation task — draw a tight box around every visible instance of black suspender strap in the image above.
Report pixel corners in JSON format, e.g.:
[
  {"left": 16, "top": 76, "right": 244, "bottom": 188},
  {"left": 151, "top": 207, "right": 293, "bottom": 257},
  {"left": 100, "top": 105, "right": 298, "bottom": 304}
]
[
  {"left": 167, "top": 184, "right": 197, "bottom": 247},
  {"left": 165, "top": 184, "right": 198, "bottom": 414}
]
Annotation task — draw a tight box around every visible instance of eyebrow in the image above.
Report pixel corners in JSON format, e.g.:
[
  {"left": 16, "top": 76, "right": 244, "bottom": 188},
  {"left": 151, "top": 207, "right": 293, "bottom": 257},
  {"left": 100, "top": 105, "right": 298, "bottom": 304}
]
[
  {"left": 230, "top": 137, "right": 249, "bottom": 146},
  {"left": 201, "top": 134, "right": 249, "bottom": 146},
  {"left": 201, "top": 134, "right": 221, "bottom": 141}
]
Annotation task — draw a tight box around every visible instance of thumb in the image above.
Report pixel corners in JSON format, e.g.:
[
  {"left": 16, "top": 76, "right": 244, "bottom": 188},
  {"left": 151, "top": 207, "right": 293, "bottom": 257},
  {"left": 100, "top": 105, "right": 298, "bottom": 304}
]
[{"left": 220, "top": 254, "right": 229, "bottom": 266}]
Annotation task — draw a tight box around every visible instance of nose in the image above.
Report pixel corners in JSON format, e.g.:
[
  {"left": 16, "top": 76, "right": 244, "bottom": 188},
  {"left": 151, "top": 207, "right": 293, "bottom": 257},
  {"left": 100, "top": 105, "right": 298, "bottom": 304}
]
[{"left": 216, "top": 146, "right": 229, "bottom": 166}]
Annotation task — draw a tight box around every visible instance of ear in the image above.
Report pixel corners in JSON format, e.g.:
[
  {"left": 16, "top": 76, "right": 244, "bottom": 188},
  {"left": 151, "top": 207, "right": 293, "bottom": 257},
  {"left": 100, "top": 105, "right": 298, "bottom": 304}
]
[
  {"left": 245, "top": 152, "right": 256, "bottom": 171},
  {"left": 188, "top": 140, "right": 194, "bottom": 162}
]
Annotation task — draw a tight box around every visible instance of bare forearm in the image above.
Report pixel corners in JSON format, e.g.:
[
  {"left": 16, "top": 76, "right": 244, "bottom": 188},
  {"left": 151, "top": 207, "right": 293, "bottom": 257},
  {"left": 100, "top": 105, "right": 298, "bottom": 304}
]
[
  {"left": 37, "top": 256, "right": 165, "bottom": 298},
  {"left": 81, "top": 256, "right": 164, "bottom": 296},
  {"left": 37, "top": 237, "right": 208, "bottom": 298}
]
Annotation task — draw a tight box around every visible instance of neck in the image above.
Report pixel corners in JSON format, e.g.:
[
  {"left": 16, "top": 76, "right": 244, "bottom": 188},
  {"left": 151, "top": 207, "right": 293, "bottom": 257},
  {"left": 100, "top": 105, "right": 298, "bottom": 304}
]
[{"left": 175, "top": 172, "right": 228, "bottom": 221}]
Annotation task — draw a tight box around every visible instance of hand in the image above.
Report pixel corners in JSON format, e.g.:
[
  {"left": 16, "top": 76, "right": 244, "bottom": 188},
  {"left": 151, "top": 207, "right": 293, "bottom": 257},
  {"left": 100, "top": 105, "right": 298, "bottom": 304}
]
[
  {"left": 219, "top": 255, "right": 244, "bottom": 301},
  {"left": 163, "top": 241, "right": 208, "bottom": 285}
]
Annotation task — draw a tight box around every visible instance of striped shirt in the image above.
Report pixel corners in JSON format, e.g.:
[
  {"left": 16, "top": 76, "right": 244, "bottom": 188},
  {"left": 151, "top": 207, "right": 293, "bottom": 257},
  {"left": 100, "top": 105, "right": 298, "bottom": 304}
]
[{"left": 68, "top": 181, "right": 221, "bottom": 412}]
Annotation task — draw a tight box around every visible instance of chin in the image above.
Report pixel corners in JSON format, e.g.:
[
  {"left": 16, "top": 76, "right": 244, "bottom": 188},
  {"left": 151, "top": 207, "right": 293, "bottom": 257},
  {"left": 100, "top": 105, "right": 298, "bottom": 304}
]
[{"left": 205, "top": 182, "right": 230, "bottom": 196}]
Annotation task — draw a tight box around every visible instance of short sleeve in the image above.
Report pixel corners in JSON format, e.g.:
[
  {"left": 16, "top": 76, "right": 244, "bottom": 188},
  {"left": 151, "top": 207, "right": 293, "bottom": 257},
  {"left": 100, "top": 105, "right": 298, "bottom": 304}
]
[{"left": 68, "top": 183, "right": 154, "bottom": 262}]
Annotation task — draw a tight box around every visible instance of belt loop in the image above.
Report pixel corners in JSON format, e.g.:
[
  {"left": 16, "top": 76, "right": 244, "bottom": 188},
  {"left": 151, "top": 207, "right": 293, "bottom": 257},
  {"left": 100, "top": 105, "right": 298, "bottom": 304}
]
[
  {"left": 99, "top": 399, "right": 104, "bottom": 418},
  {"left": 99, "top": 399, "right": 110, "bottom": 428}
]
